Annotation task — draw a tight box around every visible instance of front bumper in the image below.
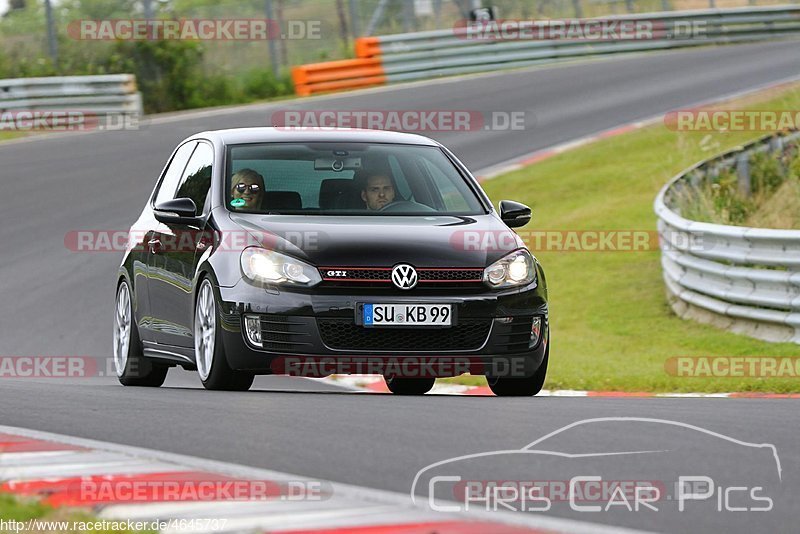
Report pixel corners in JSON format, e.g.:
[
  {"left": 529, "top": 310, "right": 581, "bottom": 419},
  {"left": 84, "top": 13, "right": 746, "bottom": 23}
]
[{"left": 216, "top": 276, "right": 548, "bottom": 378}]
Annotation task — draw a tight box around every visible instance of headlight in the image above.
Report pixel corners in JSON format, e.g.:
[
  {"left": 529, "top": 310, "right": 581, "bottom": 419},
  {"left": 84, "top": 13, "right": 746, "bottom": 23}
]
[
  {"left": 483, "top": 249, "right": 536, "bottom": 289},
  {"left": 240, "top": 247, "right": 321, "bottom": 287}
]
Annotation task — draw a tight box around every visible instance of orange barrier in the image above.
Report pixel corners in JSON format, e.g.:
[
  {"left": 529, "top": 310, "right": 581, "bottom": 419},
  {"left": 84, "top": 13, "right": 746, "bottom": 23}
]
[
  {"left": 291, "top": 56, "right": 385, "bottom": 96},
  {"left": 294, "top": 75, "right": 387, "bottom": 97},
  {"left": 354, "top": 36, "right": 382, "bottom": 58}
]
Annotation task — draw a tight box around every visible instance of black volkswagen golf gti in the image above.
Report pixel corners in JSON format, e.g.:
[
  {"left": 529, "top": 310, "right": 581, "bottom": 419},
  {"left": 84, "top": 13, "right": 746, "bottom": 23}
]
[{"left": 114, "top": 128, "right": 549, "bottom": 396}]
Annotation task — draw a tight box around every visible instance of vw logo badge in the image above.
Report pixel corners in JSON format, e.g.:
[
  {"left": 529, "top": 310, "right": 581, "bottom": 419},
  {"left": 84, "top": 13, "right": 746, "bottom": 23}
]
[{"left": 391, "top": 264, "right": 418, "bottom": 290}]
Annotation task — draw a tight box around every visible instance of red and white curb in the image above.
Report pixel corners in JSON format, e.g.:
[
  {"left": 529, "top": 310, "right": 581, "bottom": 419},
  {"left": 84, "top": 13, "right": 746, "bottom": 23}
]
[
  {"left": 0, "top": 425, "right": 650, "bottom": 534},
  {"left": 319, "top": 375, "right": 800, "bottom": 398},
  {"left": 475, "top": 119, "right": 657, "bottom": 181}
]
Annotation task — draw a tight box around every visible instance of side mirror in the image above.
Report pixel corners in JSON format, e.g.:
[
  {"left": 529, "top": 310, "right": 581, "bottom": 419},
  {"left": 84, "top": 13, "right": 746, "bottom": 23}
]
[
  {"left": 153, "top": 198, "right": 199, "bottom": 224},
  {"left": 499, "top": 200, "right": 531, "bottom": 228}
]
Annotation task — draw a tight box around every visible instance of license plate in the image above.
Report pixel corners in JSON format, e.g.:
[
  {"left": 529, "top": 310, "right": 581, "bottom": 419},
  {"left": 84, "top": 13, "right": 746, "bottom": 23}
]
[{"left": 363, "top": 304, "right": 452, "bottom": 327}]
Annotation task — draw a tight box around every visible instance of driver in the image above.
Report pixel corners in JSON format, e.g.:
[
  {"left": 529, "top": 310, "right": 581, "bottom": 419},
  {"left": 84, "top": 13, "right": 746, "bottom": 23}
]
[
  {"left": 361, "top": 174, "right": 396, "bottom": 211},
  {"left": 231, "top": 169, "right": 265, "bottom": 210}
]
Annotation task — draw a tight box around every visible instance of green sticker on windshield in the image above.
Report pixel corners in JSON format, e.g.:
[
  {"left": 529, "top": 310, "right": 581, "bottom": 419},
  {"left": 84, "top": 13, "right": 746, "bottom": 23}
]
[{"left": 231, "top": 198, "right": 246, "bottom": 208}]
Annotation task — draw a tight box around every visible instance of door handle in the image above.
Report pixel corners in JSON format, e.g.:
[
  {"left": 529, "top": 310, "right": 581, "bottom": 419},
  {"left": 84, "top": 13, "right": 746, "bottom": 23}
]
[{"left": 148, "top": 238, "right": 162, "bottom": 254}]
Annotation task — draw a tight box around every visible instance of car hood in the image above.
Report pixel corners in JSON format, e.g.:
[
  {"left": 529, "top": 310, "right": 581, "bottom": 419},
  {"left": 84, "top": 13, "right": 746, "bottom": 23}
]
[{"left": 227, "top": 213, "right": 524, "bottom": 268}]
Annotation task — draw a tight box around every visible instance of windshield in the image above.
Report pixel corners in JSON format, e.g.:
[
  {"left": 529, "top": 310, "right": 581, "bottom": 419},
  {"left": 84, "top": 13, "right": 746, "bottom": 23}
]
[{"left": 225, "top": 142, "right": 486, "bottom": 215}]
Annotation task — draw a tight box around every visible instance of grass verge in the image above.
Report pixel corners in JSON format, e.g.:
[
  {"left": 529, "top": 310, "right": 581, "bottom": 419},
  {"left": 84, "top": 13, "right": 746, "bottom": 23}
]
[
  {"left": 443, "top": 82, "right": 800, "bottom": 393},
  {"left": 0, "top": 131, "right": 25, "bottom": 142}
]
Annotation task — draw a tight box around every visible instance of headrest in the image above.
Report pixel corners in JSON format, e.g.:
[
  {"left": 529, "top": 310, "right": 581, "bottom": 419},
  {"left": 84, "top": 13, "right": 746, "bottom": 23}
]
[
  {"left": 319, "top": 179, "right": 354, "bottom": 210},
  {"left": 262, "top": 191, "right": 302, "bottom": 210}
]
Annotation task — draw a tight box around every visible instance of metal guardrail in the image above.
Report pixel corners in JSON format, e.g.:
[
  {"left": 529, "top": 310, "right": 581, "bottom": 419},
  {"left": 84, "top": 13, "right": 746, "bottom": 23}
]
[
  {"left": 292, "top": 5, "right": 800, "bottom": 96},
  {"left": 654, "top": 130, "right": 800, "bottom": 344},
  {"left": 0, "top": 74, "right": 143, "bottom": 116}
]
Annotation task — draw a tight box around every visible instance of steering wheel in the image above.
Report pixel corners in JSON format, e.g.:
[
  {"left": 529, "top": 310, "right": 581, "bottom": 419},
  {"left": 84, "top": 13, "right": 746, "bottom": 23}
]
[{"left": 378, "top": 200, "right": 436, "bottom": 213}]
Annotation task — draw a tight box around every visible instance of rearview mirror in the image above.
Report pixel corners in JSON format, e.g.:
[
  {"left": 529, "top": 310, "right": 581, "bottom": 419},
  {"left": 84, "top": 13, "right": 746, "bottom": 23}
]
[
  {"left": 314, "top": 157, "right": 362, "bottom": 172},
  {"left": 499, "top": 200, "right": 531, "bottom": 228},
  {"left": 153, "top": 198, "right": 199, "bottom": 224}
]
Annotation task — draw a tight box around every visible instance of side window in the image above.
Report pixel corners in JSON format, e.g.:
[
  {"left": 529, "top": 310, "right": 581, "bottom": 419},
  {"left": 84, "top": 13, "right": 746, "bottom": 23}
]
[
  {"left": 154, "top": 142, "right": 196, "bottom": 206},
  {"left": 175, "top": 142, "right": 213, "bottom": 215}
]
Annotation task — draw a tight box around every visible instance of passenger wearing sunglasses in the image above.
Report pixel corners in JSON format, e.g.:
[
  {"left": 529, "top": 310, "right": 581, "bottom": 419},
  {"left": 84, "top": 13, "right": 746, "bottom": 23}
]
[{"left": 230, "top": 169, "right": 265, "bottom": 210}]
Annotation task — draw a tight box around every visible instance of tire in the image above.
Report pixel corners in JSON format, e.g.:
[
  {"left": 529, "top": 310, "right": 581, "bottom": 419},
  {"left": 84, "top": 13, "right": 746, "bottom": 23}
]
[
  {"left": 195, "top": 278, "right": 254, "bottom": 391},
  {"left": 113, "top": 280, "right": 168, "bottom": 387},
  {"left": 384, "top": 376, "right": 435, "bottom": 395},
  {"left": 487, "top": 347, "right": 549, "bottom": 397}
]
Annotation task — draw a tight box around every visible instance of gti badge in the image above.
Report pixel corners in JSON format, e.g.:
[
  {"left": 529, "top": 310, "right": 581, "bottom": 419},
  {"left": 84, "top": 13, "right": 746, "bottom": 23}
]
[{"left": 391, "top": 264, "right": 418, "bottom": 290}]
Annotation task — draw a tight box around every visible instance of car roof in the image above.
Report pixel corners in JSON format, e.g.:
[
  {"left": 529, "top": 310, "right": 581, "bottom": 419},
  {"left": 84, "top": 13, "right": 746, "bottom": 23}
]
[{"left": 190, "top": 127, "right": 441, "bottom": 147}]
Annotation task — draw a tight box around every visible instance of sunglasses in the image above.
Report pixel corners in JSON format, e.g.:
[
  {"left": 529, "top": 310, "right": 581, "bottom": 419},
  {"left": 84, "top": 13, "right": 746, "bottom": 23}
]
[{"left": 234, "top": 183, "right": 262, "bottom": 194}]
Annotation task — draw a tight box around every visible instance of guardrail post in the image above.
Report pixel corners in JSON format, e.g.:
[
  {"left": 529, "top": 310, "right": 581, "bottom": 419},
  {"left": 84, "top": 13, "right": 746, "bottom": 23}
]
[
  {"left": 403, "top": 0, "right": 418, "bottom": 33},
  {"left": 336, "top": 0, "right": 351, "bottom": 47},
  {"left": 572, "top": 0, "right": 583, "bottom": 18},
  {"left": 770, "top": 136, "right": 784, "bottom": 154},
  {"left": 265, "top": 0, "right": 280, "bottom": 77},
  {"left": 770, "top": 136, "right": 786, "bottom": 174},
  {"left": 349, "top": 0, "right": 360, "bottom": 37},
  {"left": 44, "top": 0, "right": 58, "bottom": 63},
  {"left": 737, "top": 152, "right": 751, "bottom": 197},
  {"left": 365, "top": 0, "right": 390, "bottom": 36},
  {"left": 143, "top": 0, "right": 154, "bottom": 19}
]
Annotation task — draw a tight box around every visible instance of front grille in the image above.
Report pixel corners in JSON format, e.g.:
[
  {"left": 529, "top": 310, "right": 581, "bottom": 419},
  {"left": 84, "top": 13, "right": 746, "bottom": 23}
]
[
  {"left": 259, "top": 315, "right": 314, "bottom": 353},
  {"left": 418, "top": 269, "right": 483, "bottom": 281},
  {"left": 319, "top": 267, "right": 484, "bottom": 288},
  {"left": 317, "top": 318, "right": 492, "bottom": 351},
  {"left": 320, "top": 268, "right": 392, "bottom": 281}
]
